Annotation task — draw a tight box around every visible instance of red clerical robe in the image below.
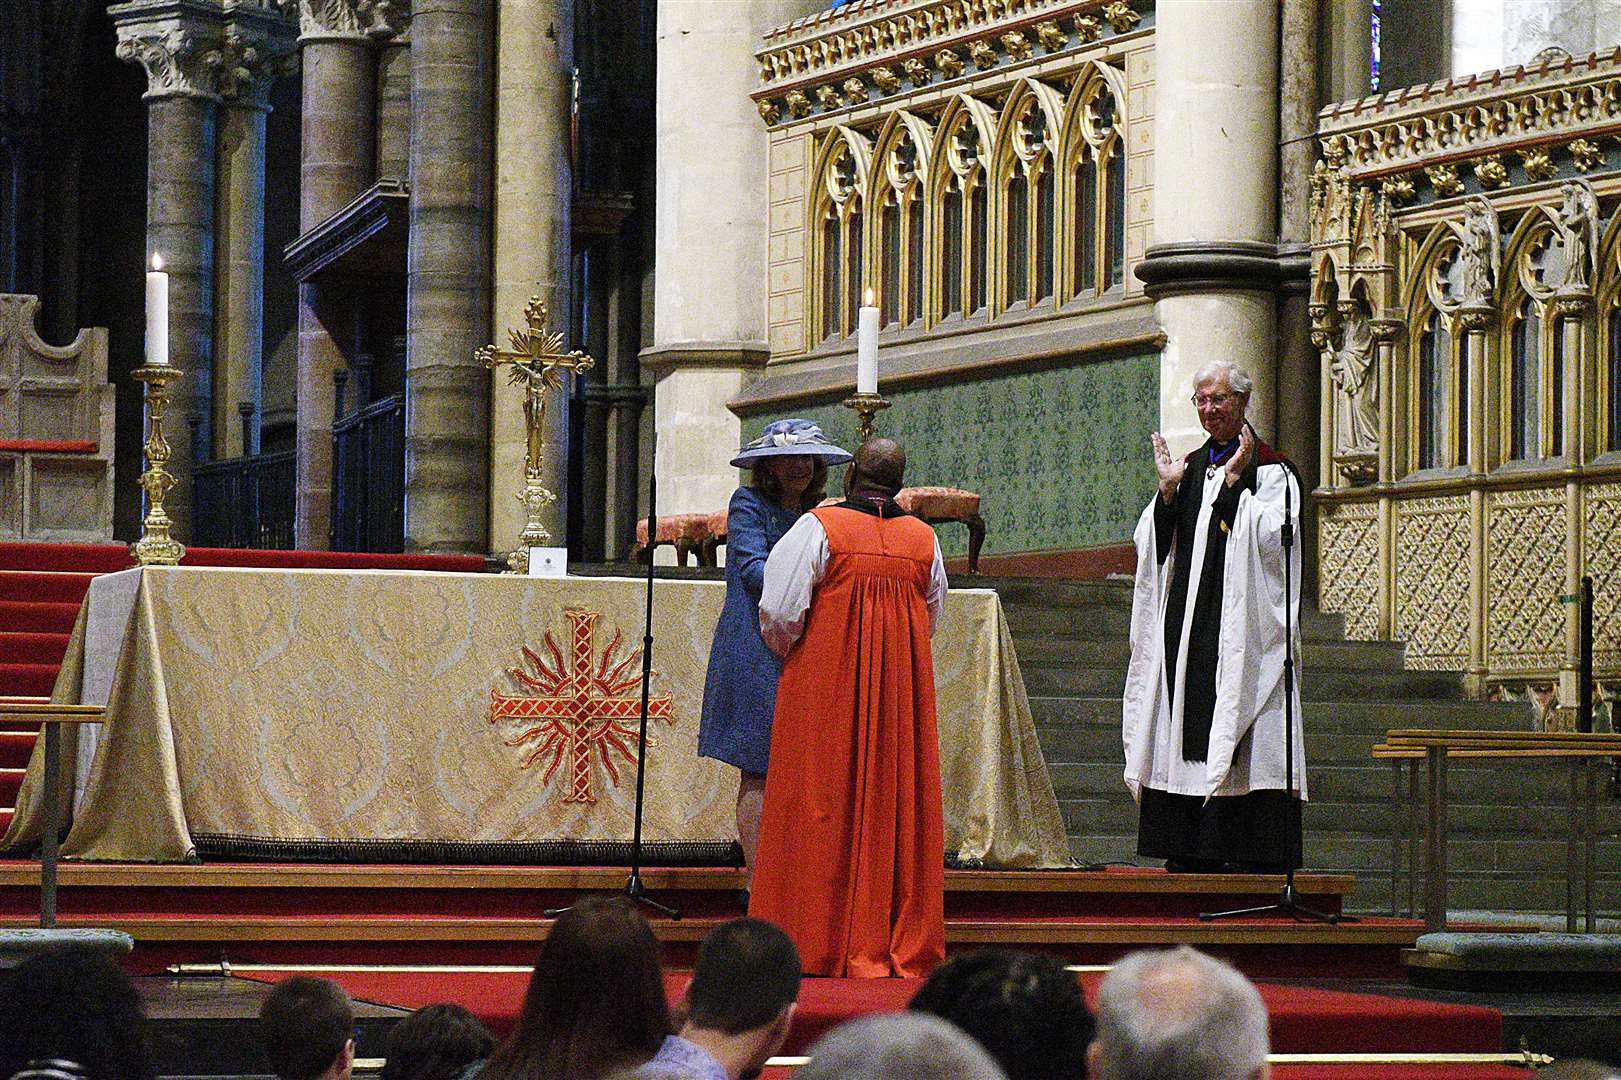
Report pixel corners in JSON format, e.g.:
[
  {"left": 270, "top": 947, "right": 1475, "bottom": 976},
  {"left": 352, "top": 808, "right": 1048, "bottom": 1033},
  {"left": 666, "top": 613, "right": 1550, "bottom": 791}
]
[{"left": 749, "top": 502, "right": 946, "bottom": 978}]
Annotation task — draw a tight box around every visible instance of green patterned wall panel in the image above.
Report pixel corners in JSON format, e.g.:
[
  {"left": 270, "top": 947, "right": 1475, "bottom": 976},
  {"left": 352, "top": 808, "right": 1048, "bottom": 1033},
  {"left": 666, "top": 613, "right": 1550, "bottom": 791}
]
[{"left": 738, "top": 353, "right": 1159, "bottom": 557}]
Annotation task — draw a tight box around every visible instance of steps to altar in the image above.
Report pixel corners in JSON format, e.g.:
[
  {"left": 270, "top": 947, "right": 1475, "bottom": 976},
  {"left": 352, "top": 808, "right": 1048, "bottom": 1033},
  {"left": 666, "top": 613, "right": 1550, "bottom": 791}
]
[{"left": 0, "top": 861, "right": 1426, "bottom": 978}]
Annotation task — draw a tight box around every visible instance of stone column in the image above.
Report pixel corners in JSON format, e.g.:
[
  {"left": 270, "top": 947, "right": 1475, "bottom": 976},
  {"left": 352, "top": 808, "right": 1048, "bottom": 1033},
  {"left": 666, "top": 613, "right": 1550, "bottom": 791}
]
[
  {"left": 1278, "top": 0, "right": 1320, "bottom": 594},
  {"left": 1322, "top": 0, "right": 1373, "bottom": 102},
  {"left": 643, "top": 0, "right": 824, "bottom": 519},
  {"left": 1134, "top": 0, "right": 1280, "bottom": 457},
  {"left": 215, "top": 9, "right": 295, "bottom": 460},
  {"left": 405, "top": 0, "right": 492, "bottom": 553},
  {"left": 112, "top": 2, "right": 229, "bottom": 543},
  {"left": 489, "top": 0, "right": 571, "bottom": 555},
  {"left": 375, "top": 31, "right": 411, "bottom": 182},
  {"left": 293, "top": 1, "right": 376, "bottom": 548},
  {"left": 1459, "top": 306, "right": 1491, "bottom": 696},
  {"left": 1554, "top": 294, "right": 1592, "bottom": 707}
]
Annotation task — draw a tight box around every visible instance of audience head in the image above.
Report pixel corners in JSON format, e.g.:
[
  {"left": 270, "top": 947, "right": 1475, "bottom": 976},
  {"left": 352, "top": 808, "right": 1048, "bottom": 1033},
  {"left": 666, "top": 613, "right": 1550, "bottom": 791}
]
[
  {"left": 910, "top": 949, "right": 1094, "bottom": 1080},
  {"left": 482, "top": 896, "right": 670, "bottom": 1080},
  {"left": 846, "top": 438, "right": 907, "bottom": 499},
  {"left": 1089, "top": 947, "right": 1269, "bottom": 1080},
  {"left": 259, "top": 976, "right": 356, "bottom": 1080},
  {"left": 676, "top": 918, "right": 801, "bottom": 1077},
  {"left": 380, "top": 1004, "right": 496, "bottom": 1080},
  {"left": 0, "top": 947, "right": 150, "bottom": 1080},
  {"left": 796, "top": 1013, "right": 1008, "bottom": 1080}
]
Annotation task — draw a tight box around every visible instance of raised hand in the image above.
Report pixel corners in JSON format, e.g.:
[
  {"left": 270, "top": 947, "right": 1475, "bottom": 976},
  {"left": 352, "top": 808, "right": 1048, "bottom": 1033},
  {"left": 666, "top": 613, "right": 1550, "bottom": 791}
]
[
  {"left": 1224, "top": 425, "right": 1255, "bottom": 487},
  {"left": 1152, "top": 432, "right": 1185, "bottom": 503}
]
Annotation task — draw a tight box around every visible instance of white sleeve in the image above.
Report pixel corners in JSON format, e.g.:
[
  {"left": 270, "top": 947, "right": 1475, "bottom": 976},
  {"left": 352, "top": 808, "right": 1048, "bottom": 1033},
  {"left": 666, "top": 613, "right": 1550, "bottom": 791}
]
[
  {"left": 925, "top": 535, "right": 947, "bottom": 636},
  {"left": 759, "top": 514, "right": 829, "bottom": 657}
]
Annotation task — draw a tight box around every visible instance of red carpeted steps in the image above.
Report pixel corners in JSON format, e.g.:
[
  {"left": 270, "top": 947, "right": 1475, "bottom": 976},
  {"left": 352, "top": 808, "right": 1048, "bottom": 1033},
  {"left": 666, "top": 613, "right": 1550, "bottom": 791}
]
[{"left": 0, "top": 862, "right": 1434, "bottom": 980}]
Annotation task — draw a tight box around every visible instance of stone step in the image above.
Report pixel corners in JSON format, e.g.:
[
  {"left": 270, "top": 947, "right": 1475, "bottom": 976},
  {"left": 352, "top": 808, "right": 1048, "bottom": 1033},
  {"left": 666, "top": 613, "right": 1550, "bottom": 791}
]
[
  {"left": 1015, "top": 637, "right": 1410, "bottom": 673},
  {"left": 1046, "top": 755, "right": 1620, "bottom": 819},
  {"left": 1021, "top": 664, "right": 1464, "bottom": 700},
  {"left": 1028, "top": 696, "right": 1525, "bottom": 737},
  {"left": 1003, "top": 602, "right": 1350, "bottom": 643}
]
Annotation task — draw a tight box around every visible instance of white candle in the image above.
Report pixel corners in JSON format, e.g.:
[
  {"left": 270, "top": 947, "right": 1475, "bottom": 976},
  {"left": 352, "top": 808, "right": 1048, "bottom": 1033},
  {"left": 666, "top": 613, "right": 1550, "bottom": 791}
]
[
  {"left": 146, "top": 255, "right": 169, "bottom": 367},
  {"left": 856, "top": 287, "right": 879, "bottom": 395}
]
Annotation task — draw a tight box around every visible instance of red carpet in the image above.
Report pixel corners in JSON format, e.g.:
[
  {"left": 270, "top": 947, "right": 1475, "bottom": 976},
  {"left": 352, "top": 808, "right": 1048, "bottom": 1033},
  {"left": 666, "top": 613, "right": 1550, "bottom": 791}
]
[{"left": 235, "top": 966, "right": 1503, "bottom": 1057}]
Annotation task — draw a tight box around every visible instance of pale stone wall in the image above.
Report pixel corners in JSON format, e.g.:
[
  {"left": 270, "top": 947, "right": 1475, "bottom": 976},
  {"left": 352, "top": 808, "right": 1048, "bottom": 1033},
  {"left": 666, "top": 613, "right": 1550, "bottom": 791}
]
[{"left": 646, "top": 0, "right": 824, "bottom": 521}]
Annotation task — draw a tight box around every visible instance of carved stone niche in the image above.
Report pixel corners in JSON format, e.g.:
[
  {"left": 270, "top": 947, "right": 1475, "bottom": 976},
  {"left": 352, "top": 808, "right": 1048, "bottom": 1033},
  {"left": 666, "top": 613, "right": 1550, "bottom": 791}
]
[{"left": 0, "top": 295, "right": 116, "bottom": 541}]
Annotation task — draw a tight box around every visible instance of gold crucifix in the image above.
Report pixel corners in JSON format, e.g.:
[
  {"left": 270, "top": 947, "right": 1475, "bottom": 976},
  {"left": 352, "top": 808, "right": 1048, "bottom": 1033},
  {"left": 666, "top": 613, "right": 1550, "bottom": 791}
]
[{"left": 478, "top": 296, "right": 595, "bottom": 571}]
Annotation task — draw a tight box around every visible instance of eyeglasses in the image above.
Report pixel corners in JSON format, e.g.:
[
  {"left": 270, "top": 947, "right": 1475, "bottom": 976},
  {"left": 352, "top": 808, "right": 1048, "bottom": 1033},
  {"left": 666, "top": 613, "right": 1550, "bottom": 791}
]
[{"left": 1191, "top": 392, "right": 1238, "bottom": 408}]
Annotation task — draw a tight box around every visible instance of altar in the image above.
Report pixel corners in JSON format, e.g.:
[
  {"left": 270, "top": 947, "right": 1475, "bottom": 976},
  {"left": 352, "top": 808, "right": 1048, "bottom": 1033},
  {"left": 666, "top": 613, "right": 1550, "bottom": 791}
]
[{"left": 2, "top": 566, "right": 1073, "bottom": 867}]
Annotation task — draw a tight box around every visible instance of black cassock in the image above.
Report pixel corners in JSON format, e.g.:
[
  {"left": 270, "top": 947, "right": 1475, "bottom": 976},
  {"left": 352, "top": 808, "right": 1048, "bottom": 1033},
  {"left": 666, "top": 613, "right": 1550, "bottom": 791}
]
[{"left": 1134, "top": 435, "right": 1302, "bottom": 872}]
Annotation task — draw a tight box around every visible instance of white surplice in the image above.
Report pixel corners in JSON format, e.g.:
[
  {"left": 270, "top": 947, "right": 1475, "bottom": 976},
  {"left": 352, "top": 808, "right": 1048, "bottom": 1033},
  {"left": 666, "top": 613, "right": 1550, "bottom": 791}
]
[
  {"left": 758, "top": 507, "right": 949, "bottom": 658},
  {"left": 1119, "top": 458, "right": 1307, "bottom": 803}
]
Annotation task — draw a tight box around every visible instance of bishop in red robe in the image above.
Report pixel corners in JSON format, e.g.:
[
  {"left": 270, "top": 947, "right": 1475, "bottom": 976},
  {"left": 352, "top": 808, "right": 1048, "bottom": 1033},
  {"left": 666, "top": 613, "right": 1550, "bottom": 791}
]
[{"left": 748, "top": 437, "right": 948, "bottom": 978}]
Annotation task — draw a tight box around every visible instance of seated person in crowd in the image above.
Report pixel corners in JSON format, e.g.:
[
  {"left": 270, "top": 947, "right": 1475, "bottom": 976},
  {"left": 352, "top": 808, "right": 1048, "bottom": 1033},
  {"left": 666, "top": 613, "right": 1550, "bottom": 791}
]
[
  {"left": 910, "top": 948, "right": 1094, "bottom": 1080},
  {"left": 796, "top": 1013, "right": 1007, "bottom": 1080},
  {"left": 476, "top": 896, "right": 671, "bottom": 1080},
  {"left": 0, "top": 947, "right": 150, "bottom": 1080},
  {"left": 381, "top": 1004, "right": 496, "bottom": 1080},
  {"left": 637, "top": 917, "right": 801, "bottom": 1080},
  {"left": 1088, "top": 947, "right": 1269, "bottom": 1080},
  {"left": 259, "top": 976, "right": 356, "bottom": 1080}
]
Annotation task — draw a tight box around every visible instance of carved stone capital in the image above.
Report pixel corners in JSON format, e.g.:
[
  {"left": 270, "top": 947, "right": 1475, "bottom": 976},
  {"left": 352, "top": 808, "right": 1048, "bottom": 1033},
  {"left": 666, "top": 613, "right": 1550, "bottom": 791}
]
[
  {"left": 1456, "top": 305, "right": 1493, "bottom": 332},
  {"left": 1552, "top": 292, "right": 1593, "bottom": 319},
  {"left": 1371, "top": 318, "right": 1404, "bottom": 342},
  {"left": 293, "top": 0, "right": 401, "bottom": 43},
  {"left": 220, "top": 5, "right": 298, "bottom": 109},
  {"left": 110, "top": 2, "right": 230, "bottom": 101}
]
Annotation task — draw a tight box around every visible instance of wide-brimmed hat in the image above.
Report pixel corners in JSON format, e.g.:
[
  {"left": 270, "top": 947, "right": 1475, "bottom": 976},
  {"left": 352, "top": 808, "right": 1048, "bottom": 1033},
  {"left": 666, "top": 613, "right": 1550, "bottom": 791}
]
[{"left": 730, "top": 419, "right": 853, "bottom": 468}]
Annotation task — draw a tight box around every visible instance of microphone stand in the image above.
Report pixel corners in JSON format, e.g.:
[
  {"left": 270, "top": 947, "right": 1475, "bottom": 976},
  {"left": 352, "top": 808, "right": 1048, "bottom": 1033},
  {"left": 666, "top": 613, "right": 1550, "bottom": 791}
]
[
  {"left": 1202, "top": 457, "right": 1347, "bottom": 925},
  {"left": 545, "top": 452, "right": 679, "bottom": 921}
]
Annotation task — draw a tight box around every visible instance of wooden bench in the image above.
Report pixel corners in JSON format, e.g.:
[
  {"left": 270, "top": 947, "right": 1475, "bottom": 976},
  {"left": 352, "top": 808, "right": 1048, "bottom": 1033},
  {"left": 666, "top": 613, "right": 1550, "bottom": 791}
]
[
  {"left": 641, "top": 486, "right": 989, "bottom": 572},
  {"left": 894, "top": 486, "right": 987, "bottom": 574},
  {"left": 634, "top": 512, "right": 725, "bottom": 567},
  {"left": 1375, "top": 729, "right": 1621, "bottom": 932}
]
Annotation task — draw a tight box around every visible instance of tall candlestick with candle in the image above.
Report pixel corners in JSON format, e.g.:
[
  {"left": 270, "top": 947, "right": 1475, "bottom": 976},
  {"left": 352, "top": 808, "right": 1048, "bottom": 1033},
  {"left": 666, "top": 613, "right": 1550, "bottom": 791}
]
[
  {"left": 131, "top": 253, "right": 185, "bottom": 565},
  {"left": 843, "top": 288, "right": 890, "bottom": 440},
  {"left": 857, "top": 289, "right": 878, "bottom": 394}
]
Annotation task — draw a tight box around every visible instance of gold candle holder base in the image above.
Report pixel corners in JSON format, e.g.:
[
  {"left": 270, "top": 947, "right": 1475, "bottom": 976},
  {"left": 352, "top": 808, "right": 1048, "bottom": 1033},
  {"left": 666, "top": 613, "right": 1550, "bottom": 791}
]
[
  {"left": 842, "top": 392, "right": 891, "bottom": 442},
  {"left": 130, "top": 362, "right": 186, "bottom": 566}
]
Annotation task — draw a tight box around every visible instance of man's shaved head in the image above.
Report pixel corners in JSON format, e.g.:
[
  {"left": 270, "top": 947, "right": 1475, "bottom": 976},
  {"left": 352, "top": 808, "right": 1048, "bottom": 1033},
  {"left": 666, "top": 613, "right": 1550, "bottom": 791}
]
[{"left": 849, "top": 438, "right": 906, "bottom": 496}]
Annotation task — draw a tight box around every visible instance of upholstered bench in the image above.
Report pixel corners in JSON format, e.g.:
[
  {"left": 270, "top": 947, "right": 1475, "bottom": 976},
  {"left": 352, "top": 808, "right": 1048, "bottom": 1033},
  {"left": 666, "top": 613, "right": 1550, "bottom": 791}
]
[
  {"left": 895, "top": 486, "right": 986, "bottom": 573},
  {"left": 634, "top": 512, "right": 723, "bottom": 567}
]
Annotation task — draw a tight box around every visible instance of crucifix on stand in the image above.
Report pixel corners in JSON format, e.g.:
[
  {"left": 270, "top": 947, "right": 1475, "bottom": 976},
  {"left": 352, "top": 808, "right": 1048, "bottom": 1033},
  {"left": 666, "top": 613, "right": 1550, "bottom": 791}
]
[{"left": 478, "top": 296, "right": 595, "bottom": 573}]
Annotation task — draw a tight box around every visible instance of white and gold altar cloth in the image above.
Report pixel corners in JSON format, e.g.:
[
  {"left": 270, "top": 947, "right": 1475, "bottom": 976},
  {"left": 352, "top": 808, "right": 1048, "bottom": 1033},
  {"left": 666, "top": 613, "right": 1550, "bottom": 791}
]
[{"left": 2, "top": 566, "right": 1072, "bottom": 866}]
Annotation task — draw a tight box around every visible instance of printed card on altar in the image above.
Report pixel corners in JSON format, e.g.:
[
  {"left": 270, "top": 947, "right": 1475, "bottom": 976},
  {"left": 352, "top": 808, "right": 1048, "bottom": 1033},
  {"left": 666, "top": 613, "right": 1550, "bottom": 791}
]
[{"left": 528, "top": 546, "right": 568, "bottom": 578}]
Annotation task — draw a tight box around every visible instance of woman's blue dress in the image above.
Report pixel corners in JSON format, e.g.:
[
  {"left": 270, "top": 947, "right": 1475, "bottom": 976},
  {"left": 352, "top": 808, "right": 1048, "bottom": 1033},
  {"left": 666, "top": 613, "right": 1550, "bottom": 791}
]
[{"left": 698, "top": 484, "right": 801, "bottom": 775}]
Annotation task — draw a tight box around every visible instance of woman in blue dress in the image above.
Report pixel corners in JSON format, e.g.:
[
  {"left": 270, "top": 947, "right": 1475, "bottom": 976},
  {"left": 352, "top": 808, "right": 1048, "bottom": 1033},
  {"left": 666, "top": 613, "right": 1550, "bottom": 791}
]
[{"left": 699, "top": 419, "right": 852, "bottom": 888}]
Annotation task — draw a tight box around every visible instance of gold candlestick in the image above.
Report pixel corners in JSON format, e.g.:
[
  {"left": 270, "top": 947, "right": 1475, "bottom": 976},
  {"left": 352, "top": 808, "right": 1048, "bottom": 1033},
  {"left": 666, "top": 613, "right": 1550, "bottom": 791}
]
[
  {"left": 841, "top": 391, "right": 891, "bottom": 442},
  {"left": 130, "top": 361, "right": 186, "bottom": 566},
  {"left": 479, "top": 296, "right": 595, "bottom": 573}
]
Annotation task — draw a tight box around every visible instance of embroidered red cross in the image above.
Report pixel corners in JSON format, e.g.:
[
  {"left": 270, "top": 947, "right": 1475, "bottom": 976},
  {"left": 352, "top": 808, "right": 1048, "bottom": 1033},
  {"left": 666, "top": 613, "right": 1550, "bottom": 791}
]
[{"left": 489, "top": 608, "right": 674, "bottom": 804}]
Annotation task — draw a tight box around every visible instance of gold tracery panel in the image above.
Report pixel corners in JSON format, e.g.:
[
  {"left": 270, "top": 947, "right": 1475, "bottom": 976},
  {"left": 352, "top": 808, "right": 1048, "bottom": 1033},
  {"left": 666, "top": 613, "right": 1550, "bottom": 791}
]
[{"left": 804, "top": 60, "right": 1131, "bottom": 348}]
